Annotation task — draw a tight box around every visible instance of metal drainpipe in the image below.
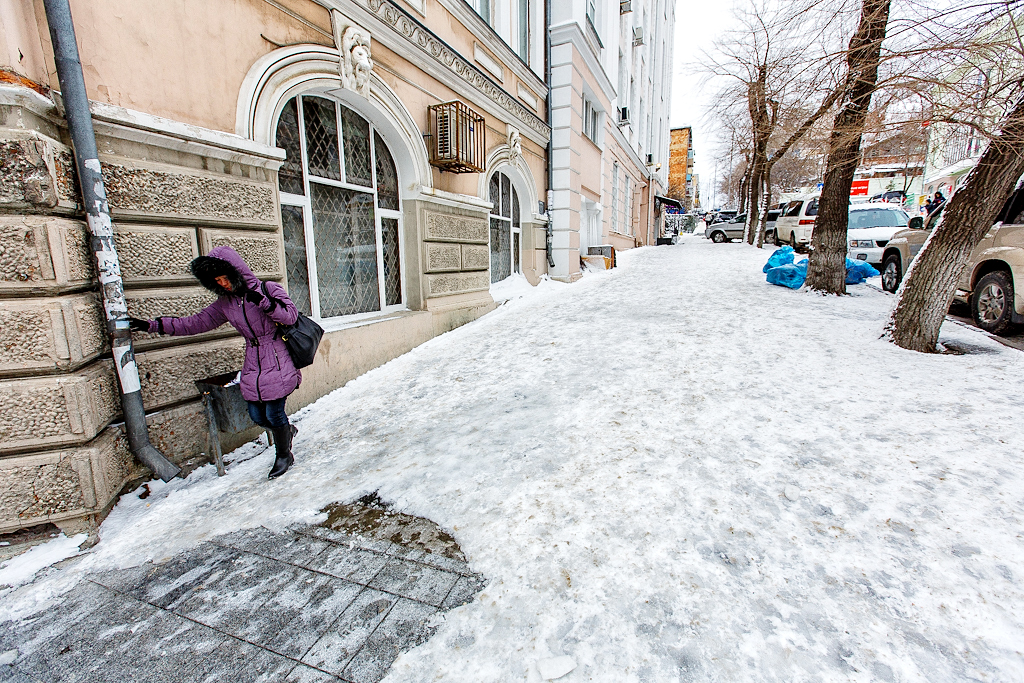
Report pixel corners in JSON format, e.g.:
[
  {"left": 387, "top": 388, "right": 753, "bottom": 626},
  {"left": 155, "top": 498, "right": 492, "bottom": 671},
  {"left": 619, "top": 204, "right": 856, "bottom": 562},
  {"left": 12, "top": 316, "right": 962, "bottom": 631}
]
[
  {"left": 544, "top": 0, "right": 555, "bottom": 268},
  {"left": 43, "top": 0, "right": 180, "bottom": 482}
]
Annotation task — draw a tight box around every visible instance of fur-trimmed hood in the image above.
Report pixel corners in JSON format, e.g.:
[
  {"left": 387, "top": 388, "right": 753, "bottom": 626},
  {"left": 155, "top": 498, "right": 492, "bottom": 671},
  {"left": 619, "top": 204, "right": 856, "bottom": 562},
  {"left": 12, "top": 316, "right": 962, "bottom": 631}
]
[{"left": 190, "top": 246, "right": 260, "bottom": 296}]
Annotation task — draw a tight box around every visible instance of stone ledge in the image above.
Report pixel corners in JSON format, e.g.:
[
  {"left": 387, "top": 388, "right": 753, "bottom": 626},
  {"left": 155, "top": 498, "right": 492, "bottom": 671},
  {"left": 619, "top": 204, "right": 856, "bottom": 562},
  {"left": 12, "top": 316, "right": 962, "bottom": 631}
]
[
  {"left": 199, "top": 229, "right": 285, "bottom": 280},
  {"left": 137, "top": 337, "right": 246, "bottom": 410},
  {"left": 0, "top": 215, "right": 93, "bottom": 296},
  {"left": 0, "top": 363, "right": 118, "bottom": 456},
  {"left": 114, "top": 224, "right": 199, "bottom": 285},
  {"left": 0, "top": 292, "right": 106, "bottom": 378}
]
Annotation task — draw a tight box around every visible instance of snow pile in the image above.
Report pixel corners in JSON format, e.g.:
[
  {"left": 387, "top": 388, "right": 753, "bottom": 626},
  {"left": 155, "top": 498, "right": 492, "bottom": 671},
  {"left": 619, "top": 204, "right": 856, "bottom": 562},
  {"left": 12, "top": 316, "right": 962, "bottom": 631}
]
[
  {"left": 0, "top": 534, "right": 86, "bottom": 590},
  {"left": 4, "top": 235, "right": 1024, "bottom": 681}
]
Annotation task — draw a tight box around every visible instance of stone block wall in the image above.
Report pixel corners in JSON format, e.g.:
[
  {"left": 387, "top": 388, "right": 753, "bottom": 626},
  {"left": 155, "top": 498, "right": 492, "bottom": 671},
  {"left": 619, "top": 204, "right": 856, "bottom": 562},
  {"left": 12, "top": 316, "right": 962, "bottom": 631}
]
[{"left": 0, "top": 90, "right": 285, "bottom": 536}]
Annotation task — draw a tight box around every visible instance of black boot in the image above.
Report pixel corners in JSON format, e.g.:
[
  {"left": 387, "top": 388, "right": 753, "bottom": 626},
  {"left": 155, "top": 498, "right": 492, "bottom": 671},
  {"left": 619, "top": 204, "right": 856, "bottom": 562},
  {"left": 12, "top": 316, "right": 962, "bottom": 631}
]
[{"left": 268, "top": 423, "right": 298, "bottom": 479}]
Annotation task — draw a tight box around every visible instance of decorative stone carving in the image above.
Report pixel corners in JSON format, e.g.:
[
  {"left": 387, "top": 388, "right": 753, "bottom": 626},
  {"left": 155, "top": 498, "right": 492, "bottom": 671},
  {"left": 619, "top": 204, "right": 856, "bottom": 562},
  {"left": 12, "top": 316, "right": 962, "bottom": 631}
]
[
  {"left": 425, "top": 244, "right": 461, "bottom": 273},
  {"left": 507, "top": 126, "right": 522, "bottom": 164},
  {"left": 358, "top": 0, "right": 549, "bottom": 138},
  {"left": 461, "top": 244, "right": 490, "bottom": 271},
  {"left": 423, "top": 210, "right": 488, "bottom": 243},
  {"left": 426, "top": 271, "right": 490, "bottom": 296},
  {"left": 0, "top": 217, "right": 97, "bottom": 295},
  {"left": 332, "top": 9, "right": 373, "bottom": 98}
]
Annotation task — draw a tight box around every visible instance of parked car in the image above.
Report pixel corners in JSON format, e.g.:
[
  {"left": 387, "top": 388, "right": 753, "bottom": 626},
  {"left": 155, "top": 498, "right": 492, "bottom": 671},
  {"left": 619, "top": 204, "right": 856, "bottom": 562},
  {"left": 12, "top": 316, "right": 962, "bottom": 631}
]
[
  {"left": 711, "top": 210, "right": 738, "bottom": 224},
  {"left": 705, "top": 214, "right": 746, "bottom": 242},
  {"left": 881, "top": 185, "right": 1024, "bottom": 334},
  {"left": 705, "top": 210, "right": 782, "bottom": 243},
  {"left": 846, "top": 203, "right": 914, "bottom": 266},
  {"left": 774, "top": 194, "right": 820, "bottom": 249}
]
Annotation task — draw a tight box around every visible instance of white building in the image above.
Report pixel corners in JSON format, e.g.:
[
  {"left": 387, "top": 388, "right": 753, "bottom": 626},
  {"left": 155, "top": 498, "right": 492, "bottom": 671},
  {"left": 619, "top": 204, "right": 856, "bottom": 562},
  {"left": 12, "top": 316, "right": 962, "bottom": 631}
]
[{"left": 548, "top": 0, "right": 676, "bottom": 280}]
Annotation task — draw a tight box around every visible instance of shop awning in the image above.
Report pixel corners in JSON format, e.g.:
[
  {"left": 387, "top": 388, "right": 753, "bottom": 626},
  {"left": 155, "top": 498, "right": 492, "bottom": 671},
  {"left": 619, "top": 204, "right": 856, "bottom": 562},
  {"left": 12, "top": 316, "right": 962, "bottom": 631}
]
[{"left": 655, "top": 195, "right": 684, "bottom": 209}]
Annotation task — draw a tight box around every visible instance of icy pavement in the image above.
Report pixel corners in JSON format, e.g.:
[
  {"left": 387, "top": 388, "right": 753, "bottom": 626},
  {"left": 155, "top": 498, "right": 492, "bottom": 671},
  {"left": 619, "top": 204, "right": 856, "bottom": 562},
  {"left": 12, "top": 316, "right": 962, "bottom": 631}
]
[{"left": 5, "top": 235, "right": 1024, "bottom": 682}]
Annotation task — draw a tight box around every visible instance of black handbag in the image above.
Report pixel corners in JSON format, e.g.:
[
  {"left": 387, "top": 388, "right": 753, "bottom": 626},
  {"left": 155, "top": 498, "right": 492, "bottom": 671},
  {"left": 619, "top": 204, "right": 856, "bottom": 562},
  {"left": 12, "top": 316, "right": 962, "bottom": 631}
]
[{"left": 261, "top": 282, "right": 324, "bottom": 368}]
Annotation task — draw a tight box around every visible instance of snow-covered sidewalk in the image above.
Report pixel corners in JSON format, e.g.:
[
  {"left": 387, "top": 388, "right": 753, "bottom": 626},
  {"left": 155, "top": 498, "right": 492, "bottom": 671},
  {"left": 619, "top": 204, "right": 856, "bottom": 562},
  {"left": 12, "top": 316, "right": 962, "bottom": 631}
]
[{"left": 7, "top": 236, "right": 1024, "bottom": 681}]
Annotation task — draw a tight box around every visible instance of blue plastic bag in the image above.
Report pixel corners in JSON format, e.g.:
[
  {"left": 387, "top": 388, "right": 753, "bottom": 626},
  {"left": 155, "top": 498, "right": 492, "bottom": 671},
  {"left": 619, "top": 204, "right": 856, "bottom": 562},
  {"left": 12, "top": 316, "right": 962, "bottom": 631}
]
[
  {"left": 763, "top": 245, "right": 796, "bottom": 273},
  {"left": 845, "top": 258, "right": 880, "bottom": 284},
  {"left": 766, "top": 260, "right": 808, "bottom": 289}
]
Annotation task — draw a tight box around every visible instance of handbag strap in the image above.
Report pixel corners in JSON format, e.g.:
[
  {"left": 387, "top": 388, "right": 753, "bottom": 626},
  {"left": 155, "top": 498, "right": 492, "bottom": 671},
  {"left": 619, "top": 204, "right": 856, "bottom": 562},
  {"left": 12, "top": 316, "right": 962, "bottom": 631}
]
[{"left": 259, "top": 281, "right": 281, "bottom": 313}]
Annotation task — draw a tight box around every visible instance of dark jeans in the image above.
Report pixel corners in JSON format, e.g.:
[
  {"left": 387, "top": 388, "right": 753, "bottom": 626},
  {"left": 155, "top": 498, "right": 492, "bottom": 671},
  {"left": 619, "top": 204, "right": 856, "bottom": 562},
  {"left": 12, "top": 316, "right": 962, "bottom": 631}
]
[{"left": 247, "top": 397, "right": 289, "bottom": 429}]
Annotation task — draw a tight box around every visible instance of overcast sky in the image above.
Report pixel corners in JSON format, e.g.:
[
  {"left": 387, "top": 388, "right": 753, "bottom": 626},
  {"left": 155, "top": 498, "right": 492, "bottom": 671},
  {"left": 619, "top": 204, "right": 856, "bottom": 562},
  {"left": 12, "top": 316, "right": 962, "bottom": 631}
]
[{"left": 669, "top": 0, "right": 738, "bottom": 209}]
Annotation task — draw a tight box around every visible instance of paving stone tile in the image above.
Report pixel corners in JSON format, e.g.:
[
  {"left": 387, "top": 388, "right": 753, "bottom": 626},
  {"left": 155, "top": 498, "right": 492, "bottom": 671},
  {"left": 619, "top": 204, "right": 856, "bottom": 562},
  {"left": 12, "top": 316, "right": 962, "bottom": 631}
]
[
  {"left": 301, "top": 588, "right": 396, "bottom": 675},
  {"left": 341, "top": 598, "right": 437, "bottom": 683},
  {"left": 284, "top": 663, "right": 344, "bottom": 682},
  {"left": 368, "top": 558, "right": 460, "bottom": 607},
  {"left": 91, "top": 543, "right": 242, "bottom": 609},
  {"left": 189, "top": 637, "right": 296, "bottom": 683},
  {"left": 16, "top": 584, "right": 224, "bottom": 683},
  {"left": 414, "top": 551, "right": 472, "bottom": 575},
  {"left": 313, "top": 545, "right": 389, "bottom": 584},
  {"left": 0, "top": 665, "right": 38, "bottom": 682},
  {"left": 440, "top": 574, "right": 487, "bottom": 611},
  {"left": 264, "top": 576, "right": 363, "bottom": 659},
  {"left": 299, "top": 527, "right": 396, "bottom": 556},
  {"left": 171, "top": 552, "right": 333, "bottom": 649},
  {"left": 214, "top": 528, "right": 331, "bottom": 570}
]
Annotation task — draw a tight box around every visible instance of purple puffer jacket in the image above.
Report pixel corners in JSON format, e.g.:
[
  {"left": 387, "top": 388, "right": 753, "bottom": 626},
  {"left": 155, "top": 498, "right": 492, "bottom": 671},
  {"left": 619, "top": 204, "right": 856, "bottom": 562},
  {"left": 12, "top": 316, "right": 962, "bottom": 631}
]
[{"left": 147, "top": 246, "right": 301, "bottom": 403}]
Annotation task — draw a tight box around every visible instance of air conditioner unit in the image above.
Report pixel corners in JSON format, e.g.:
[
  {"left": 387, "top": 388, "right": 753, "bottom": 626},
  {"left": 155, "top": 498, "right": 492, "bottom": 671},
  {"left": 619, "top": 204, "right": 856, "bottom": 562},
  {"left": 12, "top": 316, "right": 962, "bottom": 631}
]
[
  {"left": 427, "top": 101, "right": 486, "bottom": 173},
  {"left": 619, "top": 0, "right": 631, "bottom": 13},
  {"left": 618, "top": 106, "right": 630, "bottom": 125},
  {"left": 632, "top": 26, "right": 644, "bottom": 46}
]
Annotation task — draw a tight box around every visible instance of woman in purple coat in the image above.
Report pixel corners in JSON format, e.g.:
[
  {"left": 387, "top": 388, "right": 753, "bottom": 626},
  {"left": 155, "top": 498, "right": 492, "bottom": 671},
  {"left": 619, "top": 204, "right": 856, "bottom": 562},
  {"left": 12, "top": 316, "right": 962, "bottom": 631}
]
[{"left": 128, "top": 246, "right": 302, "bottom": 479}]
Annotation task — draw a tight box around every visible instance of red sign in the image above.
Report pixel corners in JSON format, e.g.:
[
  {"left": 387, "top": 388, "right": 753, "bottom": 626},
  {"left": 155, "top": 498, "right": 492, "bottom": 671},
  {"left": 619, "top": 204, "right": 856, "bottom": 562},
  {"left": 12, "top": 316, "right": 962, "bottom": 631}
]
[{"left": 851, "top": 180, "right": 869, "bottom": 196}]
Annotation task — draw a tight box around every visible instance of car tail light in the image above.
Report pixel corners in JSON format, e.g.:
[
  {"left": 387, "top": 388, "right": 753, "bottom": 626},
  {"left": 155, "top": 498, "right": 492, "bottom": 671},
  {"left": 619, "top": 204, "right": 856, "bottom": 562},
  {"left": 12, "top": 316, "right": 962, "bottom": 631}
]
[{"left": 799, "top": 219, "right": 815, "bottom": 225}]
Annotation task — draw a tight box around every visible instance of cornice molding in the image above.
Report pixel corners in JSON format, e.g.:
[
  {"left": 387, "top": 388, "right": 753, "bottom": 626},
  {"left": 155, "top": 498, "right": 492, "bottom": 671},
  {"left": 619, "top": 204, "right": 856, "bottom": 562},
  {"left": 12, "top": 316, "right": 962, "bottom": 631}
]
[
  {"left": 314, "top": 0, "right": 550, "bottom": 145},
  {"left": 432, "top": 0, "right": 546, "bottom": 93},
  {"left": 549, "top": 21, "right": 615, "bottom": 100}
]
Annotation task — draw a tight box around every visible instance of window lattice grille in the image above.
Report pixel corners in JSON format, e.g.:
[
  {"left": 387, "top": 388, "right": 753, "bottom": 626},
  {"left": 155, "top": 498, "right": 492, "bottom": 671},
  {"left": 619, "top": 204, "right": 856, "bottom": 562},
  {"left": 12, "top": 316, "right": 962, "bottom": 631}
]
[
  {"left": 281, "top": 205, "right": 311, "bottom": 316},
  {"left": 303, "top": 96, "right": 341, "bottom": 181},
  {"left": 276, "top": 99, "right": 304, "bottom": 195},
  {"left": 375, "top": 132, "right": 399, "bottom": 210},
  {"left": 310, "top": 183, "right": 380, "bottom": 317},
  {"left": 382, "top": 217, "right": 402, "bottom": 306},
  {"left": 490, "top": 217, "right": 511, "bottom": 283},
  {"left": 341, "top": 105, "right": 373, "bottom": 187}
]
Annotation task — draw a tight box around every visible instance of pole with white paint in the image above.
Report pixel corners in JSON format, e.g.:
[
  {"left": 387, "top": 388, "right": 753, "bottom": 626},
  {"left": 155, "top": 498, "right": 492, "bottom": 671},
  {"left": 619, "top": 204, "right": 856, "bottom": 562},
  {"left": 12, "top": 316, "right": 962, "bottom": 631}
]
[{"left": 43, "top": 0, "right": 180, "bottom": 482}]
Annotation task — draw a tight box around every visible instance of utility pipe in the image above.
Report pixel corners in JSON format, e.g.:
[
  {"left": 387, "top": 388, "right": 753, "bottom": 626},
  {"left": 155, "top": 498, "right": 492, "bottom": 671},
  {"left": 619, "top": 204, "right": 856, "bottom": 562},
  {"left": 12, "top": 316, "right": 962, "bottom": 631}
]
[
  {"left": 42, "top": 0, "right": 180, "bottom": 482},
  {"left": 544, "top": 0, "right": 555, "bottom": 268}
]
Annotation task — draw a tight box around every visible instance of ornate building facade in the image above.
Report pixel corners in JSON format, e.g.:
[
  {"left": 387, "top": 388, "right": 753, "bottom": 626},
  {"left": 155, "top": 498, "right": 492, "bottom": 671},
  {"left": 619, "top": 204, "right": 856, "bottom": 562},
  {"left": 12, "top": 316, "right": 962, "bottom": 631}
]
[{"left": 0, "top": 0, "right": 548, "bottom": 535}]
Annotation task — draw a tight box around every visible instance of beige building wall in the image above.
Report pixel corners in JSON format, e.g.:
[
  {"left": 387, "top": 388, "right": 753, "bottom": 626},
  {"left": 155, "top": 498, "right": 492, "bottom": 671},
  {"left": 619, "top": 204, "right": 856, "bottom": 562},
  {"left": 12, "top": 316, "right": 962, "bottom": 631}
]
[{"left": 0, "top": 0, "right": 548, "bottom": 537}]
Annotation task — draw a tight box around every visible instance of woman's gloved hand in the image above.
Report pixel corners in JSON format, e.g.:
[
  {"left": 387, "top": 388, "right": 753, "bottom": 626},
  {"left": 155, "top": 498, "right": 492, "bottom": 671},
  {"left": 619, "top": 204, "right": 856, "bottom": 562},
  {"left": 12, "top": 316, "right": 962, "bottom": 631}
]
[
  {"left": 244, "top": 290, "right": 265, "bottom": 305},
  {"left": 128, "top": 317, "right": 150, "bottom": 332}
]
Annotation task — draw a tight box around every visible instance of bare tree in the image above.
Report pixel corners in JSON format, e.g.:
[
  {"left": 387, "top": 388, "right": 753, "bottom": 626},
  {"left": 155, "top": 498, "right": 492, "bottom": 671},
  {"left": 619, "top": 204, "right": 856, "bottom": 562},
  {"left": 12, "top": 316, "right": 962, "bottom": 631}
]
[{"left": 806, "top": 0, "right": 892, "bottom": 294}]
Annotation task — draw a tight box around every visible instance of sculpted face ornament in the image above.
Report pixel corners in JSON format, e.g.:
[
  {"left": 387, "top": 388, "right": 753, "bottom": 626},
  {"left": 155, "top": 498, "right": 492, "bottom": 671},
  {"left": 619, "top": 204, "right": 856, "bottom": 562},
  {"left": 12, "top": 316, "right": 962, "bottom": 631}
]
[
  {"left": 507, "top": 127, "right": 522, "bottom": 163},
  {"left": 332, "top": 10, "right": 373, "bottom": 98}
]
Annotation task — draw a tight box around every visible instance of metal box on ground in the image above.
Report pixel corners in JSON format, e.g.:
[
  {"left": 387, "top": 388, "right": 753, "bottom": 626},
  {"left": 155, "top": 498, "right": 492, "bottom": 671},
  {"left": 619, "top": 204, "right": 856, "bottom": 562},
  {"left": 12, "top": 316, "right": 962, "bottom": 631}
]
[{"left": 195, "top": 372, "right": 255, "bottom": 476}]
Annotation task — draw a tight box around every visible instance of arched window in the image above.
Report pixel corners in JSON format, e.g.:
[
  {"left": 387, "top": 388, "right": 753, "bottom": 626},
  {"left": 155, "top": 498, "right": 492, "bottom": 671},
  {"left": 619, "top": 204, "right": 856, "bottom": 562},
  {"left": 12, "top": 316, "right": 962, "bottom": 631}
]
[
  {"left": 275, "top": 94, "right": 403, "bottom": 319},
  {"left": 489, "top": 171, "right": 521, "bottom": 283}
]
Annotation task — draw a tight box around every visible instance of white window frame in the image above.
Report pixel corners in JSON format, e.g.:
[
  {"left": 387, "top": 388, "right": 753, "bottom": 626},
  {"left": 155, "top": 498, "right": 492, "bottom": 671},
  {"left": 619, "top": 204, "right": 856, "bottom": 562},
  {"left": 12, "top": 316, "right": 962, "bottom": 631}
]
[
  {"left": 611, "top": 162, "right": 620, "bottom": 233},
  {"left": 488, "top": 170, "right": 522, "bottom": 282},
  {"left": 278, "top": 94, "right": 406, "bottom": 324},
  {"left": 583, "top": 96, "right": 601, "bottom": 143}
]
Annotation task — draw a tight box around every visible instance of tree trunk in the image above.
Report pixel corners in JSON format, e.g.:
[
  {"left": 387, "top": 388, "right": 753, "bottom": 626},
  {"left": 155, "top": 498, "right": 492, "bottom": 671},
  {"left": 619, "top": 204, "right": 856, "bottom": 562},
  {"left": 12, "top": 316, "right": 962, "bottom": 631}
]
[
  {"left": 744, "top": 72, "right": 770, "bottom": 244},
  {"left": 884, "top": 94, "right": 1024, "bottom": 352},
  {"left": 805, "top": 0, "right": 891, "bottom": 294},
  {"left": 738, "top": 162, "right": 751, "bottom": 214},
  {"left": 755, "top": 166, "right": 771, "bottom": 248}
]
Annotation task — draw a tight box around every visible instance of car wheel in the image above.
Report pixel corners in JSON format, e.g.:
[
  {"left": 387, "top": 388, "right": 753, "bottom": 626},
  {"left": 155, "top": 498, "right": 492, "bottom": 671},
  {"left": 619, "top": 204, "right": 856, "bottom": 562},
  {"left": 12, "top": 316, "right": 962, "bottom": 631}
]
[
  {"left": 972, "top": 270, "right": 1015, "bottom": 335},
  {"left": 881, "top": 253, "right": 902, "bottom": 293},
  {"left": 789, "top": 231, "right": 798, "bottom": 249},
  {"left": 711, "top": 231, "right": 727, "bottom": 243}
]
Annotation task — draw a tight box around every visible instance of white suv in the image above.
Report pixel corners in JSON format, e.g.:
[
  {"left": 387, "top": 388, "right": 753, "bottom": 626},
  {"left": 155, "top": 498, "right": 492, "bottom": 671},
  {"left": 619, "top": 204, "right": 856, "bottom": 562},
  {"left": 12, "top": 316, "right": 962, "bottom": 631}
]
[
  {"left": 846, "top": 203, "right": 913, "bottom": 266},
  {"left": 774, "top": 194, "right": 820, "bottom": 249}
]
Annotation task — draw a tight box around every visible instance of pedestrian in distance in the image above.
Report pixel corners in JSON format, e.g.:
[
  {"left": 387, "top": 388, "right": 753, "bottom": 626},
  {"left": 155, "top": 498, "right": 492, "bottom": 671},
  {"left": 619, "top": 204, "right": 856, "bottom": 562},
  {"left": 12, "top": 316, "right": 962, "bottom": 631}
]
[{"left": 128, "top": 245, "right": 302, "bottom": 479}]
